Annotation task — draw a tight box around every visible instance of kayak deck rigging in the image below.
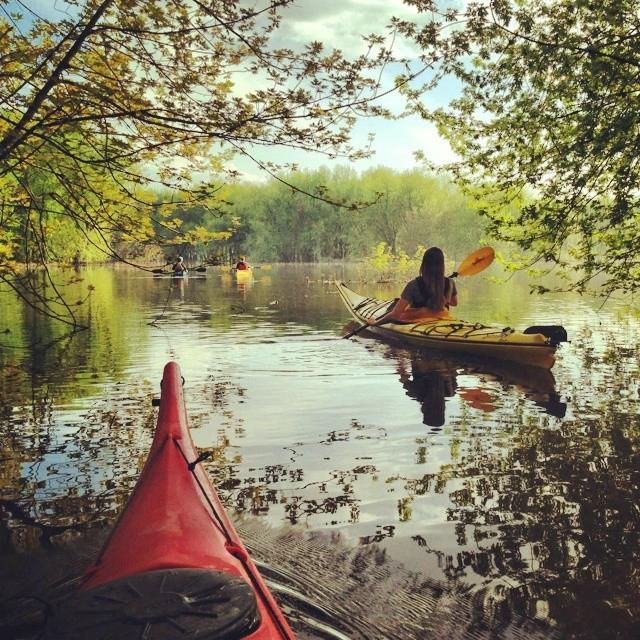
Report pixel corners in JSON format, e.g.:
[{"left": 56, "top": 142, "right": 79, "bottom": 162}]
[{"left": 338, "top": 282, "right": 564, "bottom": 369}]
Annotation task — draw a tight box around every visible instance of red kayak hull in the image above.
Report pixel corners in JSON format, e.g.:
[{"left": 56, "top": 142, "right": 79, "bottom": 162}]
[{"left": 81, "top": 361, "right": 295, "bottom": 639}]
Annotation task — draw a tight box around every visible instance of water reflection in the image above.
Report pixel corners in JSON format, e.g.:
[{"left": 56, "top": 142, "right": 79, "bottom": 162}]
[
  {"left": 380, "top": 327, "right": 640, "bottom": 639},
  {"left": 391, "top": 350, "right": 567, "bottom": 427},
  {"left": 396, "top": 354, "right": 457, "bottom": 427},
  {"left": 1, "top": 265, "right": 640, "bottom": 639}
]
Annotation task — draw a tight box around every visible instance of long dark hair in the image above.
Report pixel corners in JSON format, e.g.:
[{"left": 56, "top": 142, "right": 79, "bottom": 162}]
[{"left": 419, "top": 247, "right": 446, "bottom": 310}]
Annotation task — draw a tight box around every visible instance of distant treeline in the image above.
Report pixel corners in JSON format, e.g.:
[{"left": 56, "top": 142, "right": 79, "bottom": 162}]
[
  {"left": 3, "top": 165, "right": 490, "bottom": 268},
  {"left": 156, "top": 166, "right": 488, "bottom": 265}
]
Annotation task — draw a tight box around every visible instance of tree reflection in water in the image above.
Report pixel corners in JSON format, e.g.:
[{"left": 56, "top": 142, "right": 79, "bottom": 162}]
[
  {"left": 374, "top": 341, "right": 639, "bottom": 639},
  {"left": 2, "top": 267, "right": 640, "bottom": 639}
]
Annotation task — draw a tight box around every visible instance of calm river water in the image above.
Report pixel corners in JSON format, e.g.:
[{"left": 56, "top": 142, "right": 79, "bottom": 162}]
[{"left": 0, "top": 263, "right": 639, "bottom": 639}]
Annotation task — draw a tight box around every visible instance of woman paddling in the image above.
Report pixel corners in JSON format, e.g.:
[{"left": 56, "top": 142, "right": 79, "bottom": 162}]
[
  {"left": 172, "top": 256, "right": 188, "bottom": 273},
  {"left": 367, "top": 246, "right": 457, "bottom": 327}
]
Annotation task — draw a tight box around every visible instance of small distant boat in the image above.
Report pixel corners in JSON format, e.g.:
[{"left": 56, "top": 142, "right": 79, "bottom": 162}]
[
  {"left": 152, "top": 270, "right": 189, "bottom": 278},
  {"left": 152, "top": 270, "right": 210, "bottom": 279},
  {"left": 46, "top": 361, "right": 295, "bottom": 639}
]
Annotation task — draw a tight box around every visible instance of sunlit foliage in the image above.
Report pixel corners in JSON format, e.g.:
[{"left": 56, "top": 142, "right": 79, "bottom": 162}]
[
  {"left": 396, "top": 0, "right": 640, "bottom": 294},
  {"left": 0, "top": 0, "right": 394, "bottom": 324}
]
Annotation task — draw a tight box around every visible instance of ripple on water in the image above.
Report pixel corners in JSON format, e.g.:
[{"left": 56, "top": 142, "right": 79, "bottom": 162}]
[
  {"left": 0, "top": 520, "right": 558, "bottom": 640},
  {"left": 236, "top": 519, "right": 559, "bottom": 640},
  {"left": 2, "top": 265, "right": 640, "bottom": 639}
]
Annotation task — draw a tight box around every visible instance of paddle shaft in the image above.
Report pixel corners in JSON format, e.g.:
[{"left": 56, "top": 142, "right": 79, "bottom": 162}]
[
  {"left": 152, "top": 265, "right": 207, "bottom": 274},
  {"left": 343, "top": 316, "right": 403, "bottom": 340}
]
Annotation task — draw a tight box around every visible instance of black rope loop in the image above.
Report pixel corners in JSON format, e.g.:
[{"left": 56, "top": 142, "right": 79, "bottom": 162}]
[
  {"left": 354, "top": 298, "right": 373, "bottom": 312},
  {"left": 188, "top": 450, "right": 212, "bottom": 471},
  {"left": 439, "top": 322, "right": 464, "bottom": 336}
]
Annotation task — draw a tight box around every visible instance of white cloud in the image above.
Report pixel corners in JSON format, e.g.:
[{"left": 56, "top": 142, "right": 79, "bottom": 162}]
[
  {"left": 8, "top": 1, "right": 460, "bottom": 178},
  {"left": 405, "top": 121, "right": 458, "bottom": 166},
  {"left": 345, "top": 114, "right": 458, "bottom": 170},
  {"left": 276, "top": 0, "right": 421, "bottom": 58}
]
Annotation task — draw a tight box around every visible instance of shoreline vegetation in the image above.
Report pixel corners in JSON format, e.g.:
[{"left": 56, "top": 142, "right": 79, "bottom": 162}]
[
  {"left": 1, "top": 0, "right": 637, "bottom": 322},
  {"left": 2, "top": 166, "right": 487, "bottom": 276}
]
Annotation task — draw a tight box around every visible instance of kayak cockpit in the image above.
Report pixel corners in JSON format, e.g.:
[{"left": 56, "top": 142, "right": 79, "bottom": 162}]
[{"left": 46, "top": 568, "right": 260, "bottom": 639}]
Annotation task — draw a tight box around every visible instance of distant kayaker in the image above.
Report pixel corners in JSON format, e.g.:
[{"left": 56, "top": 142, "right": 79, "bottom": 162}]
[
  {"left": 234, "top": 257, "right": 250, "bottom": 270},
  {"left": 367, "top": 246, "right": 457, "bottom": 327},
  {"left": 172, "top": 256, "right": 188, "bottom": 273}
]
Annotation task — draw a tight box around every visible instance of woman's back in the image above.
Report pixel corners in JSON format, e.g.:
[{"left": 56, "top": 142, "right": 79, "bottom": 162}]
[
  {"left": 366, "top": 246, "right": 458, "bottom": 327},
  {"left": 401, "top": 276, "right": 456, "bottom": 312}
]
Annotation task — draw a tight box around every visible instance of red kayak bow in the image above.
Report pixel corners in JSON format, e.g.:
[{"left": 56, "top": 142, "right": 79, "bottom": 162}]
[{"left": 47, "top": 361, "right": 295, "bottom": 639}]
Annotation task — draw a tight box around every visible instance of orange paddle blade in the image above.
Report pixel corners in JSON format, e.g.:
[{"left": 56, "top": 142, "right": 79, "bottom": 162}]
[{"left": 455, "top": 246, "right": 495, "bottom": 277}]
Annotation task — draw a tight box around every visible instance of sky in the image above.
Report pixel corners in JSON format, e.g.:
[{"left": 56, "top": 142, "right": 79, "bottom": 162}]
[
  {"left": 236, "top": 0, "right": 461, "bottom": 178},
  {"left": 3, "top": 0, "right": 460, "bottom": 179}
]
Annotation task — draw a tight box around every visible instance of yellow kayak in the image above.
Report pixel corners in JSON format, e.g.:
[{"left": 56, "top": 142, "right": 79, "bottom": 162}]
[{"left": 336, "top": 282, "right": 564, "bottom": 369}]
